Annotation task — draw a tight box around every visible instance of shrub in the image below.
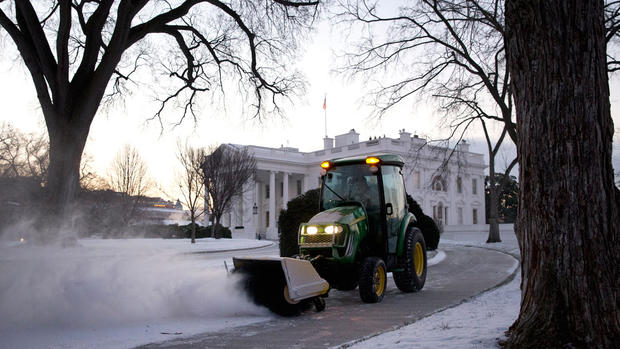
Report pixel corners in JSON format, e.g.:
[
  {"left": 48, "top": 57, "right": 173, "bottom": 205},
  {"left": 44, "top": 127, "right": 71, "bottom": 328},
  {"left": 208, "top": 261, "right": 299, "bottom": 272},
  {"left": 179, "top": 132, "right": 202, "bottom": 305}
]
[
  {"left": 207, "top": 223, "right": 231, "bottom": 239},
  {"left": 407, "top": 194, "right": 440, "bottom": 250},
  {"left": 278, "top": 189, "right": 320, "bottom": 257}
]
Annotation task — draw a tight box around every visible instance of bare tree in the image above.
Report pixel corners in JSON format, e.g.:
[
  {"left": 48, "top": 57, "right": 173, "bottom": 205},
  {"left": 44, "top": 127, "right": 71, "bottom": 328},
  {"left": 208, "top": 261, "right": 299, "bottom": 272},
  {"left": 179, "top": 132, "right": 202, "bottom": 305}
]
[
  {"left": 203, "top": 144, "right": 256, "bottom": 238},
  {"left": 176, "top": 141, "right": 206, "bottom": 243},
  {"left": 336, "top": 0, "right": 517, "bottom": 242},
  {"left": 107, "top": 144, "right": 152, "bottom": 226},
  {"left": 505, "top": 1, "right": 619, "bottom": 347},
  {"left": 0, "top": 0, "right": 320, "bottom": 235},
  {"left": 0, "top": 122, "right": 49, "bottom": 183},
  {"left": 606, "top": 0, "right": 620, "bottom": 72}
]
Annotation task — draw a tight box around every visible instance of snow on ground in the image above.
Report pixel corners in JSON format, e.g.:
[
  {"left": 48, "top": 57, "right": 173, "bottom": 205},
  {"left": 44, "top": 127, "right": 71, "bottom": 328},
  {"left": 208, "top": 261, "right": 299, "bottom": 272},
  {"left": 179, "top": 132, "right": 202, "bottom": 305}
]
[
  {"left": 0, "top": 232, "right": 521, "bottom": 349},
  {"left": 0, "top": 238, "right": 274, "bottom": 349},
  {"left": 344, "top": 231, "right": 522, "bottom": 349},
  {"left": 346, "top": 271, "right": 521, "bottom": 349}
]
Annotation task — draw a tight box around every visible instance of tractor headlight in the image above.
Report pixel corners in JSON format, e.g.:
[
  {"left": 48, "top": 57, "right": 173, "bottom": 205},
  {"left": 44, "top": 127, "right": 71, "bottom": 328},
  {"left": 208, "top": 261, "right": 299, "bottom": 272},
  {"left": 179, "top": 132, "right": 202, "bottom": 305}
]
[
  {"left": 324, "top": 225, "right": 343, "bottom": 234},
  {"left": 306, "top": 226, "right": 319, "bottom": 235}
]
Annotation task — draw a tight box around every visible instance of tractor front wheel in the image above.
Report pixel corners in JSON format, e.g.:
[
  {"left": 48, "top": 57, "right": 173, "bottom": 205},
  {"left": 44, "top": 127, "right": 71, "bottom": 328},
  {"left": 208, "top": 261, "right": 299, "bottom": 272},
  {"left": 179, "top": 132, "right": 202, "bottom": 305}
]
[
  {"left": 359, "top": 257, "right": 387, "bottom": 303},
  {"left": 394, "top": 227, "right": 427, "bottom": 292}
]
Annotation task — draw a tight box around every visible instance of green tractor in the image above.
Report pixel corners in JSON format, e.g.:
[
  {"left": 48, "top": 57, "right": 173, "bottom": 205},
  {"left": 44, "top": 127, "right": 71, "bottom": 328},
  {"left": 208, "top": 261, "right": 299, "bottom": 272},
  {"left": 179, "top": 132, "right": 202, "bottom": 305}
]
[
  {"left": 233, "top": 154, "right": 427, "bottom": 313},
  {"left": 299, "top": 154, "right": 427, "bottom": 303}
]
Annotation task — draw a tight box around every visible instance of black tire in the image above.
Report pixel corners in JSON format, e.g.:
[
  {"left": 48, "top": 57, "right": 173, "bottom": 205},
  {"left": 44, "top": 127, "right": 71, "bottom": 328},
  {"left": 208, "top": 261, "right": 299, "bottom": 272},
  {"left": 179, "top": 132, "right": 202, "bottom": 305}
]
[
  {"left": 358, "top": 257, "right": 387, "bottom": 303},
  {"left": 313, "top": 297, "right": 326, "bottom": 312},
  {"left": 394, "top": 227, "right": 427, "bottom": 292}
]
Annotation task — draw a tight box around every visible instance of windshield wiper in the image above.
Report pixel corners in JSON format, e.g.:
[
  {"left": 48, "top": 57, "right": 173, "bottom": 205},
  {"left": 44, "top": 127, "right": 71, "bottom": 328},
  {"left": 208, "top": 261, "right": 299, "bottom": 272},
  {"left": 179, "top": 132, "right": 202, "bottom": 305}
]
[{"left": 324, "top": 183, "right": 345, "bottom": 201}]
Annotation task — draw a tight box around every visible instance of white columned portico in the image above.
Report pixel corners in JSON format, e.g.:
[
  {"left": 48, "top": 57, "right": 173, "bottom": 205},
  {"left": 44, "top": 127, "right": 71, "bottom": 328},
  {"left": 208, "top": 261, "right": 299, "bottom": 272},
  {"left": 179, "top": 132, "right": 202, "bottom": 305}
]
[
  {"left": 268, "top": 171, "right": 277, "bottom": 239},
  {"left": 282, "top": 172, "right": 289, "bottom": 209}
]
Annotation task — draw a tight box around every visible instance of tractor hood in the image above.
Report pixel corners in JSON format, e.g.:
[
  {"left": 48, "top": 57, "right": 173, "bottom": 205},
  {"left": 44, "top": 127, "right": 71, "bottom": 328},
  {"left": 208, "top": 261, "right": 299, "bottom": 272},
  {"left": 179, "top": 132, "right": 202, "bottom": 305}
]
[{"left": 308, "top": 204, "right": 366, "bottom": 226}]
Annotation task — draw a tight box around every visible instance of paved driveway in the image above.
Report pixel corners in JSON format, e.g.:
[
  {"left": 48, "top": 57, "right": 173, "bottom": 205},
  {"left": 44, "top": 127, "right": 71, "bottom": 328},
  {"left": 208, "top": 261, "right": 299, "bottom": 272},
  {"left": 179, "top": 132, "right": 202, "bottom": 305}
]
[{"left": 140, "top": 244, "right": 517, "bottom": 349}]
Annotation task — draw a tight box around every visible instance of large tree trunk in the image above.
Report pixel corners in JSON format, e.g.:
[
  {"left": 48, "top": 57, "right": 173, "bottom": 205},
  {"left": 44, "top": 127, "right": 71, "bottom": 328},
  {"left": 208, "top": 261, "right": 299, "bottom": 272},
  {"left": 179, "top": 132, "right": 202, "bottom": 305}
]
[
  {"left": 43, "top": 111, "right": 91, "bottom": 241},
  {"left": 505, "top": 1, "right": 620, "bottom": 348}
]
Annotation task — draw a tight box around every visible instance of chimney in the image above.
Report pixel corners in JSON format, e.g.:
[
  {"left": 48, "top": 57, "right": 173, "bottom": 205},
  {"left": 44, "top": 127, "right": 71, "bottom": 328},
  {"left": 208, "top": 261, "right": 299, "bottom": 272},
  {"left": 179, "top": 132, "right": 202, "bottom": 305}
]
[
  {"left": 458, "top": 139, "right": 470, "bottom": 153},
  {"left": 399, "top": 129, "right": 411, "bottom": 141},
  {"left": 323, "top": 136, "right": 334, "bottom": 149}
]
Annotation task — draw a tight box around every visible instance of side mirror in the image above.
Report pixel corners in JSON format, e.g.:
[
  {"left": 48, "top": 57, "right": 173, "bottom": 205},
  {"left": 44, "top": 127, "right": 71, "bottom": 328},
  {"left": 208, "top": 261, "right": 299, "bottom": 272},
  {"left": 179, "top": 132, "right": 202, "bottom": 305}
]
[{"left": 386, "top": 203, "right": 393, "bottom": 216}]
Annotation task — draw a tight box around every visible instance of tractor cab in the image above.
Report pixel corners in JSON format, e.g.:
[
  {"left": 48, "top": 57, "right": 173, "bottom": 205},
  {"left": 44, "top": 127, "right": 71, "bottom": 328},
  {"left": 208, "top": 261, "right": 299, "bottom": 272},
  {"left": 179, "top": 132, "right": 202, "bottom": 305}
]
[{"left": 312, "top": 154, "right": 409, "bottom": 260}]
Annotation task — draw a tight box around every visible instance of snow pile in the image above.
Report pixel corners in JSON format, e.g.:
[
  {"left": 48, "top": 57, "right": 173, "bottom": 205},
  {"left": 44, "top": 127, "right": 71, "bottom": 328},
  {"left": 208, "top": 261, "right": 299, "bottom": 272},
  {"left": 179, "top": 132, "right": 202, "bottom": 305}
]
[{"left": 0, "top": 238, "right": 272, "bottom": 348}]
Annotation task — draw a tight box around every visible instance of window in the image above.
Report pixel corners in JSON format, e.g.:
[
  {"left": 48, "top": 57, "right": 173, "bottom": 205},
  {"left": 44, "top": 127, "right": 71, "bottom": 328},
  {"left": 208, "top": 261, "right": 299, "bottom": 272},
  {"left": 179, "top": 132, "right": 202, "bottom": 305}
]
[
  {"left": 473, "top": 208, "right": 478, "bottom": 224},
  {"left": 265, "top": 184, "right": 270, "bottom": 199},
  {"left": 472, "top": 178, "right": 478, "bottom": 195},
  {"left": 280, "top": 181, "right": 283, "bottom": 197},
  {"left": 458, "top": 207, "right": 463, "bottom": 225},
  {"left": 432, "top": 176, "right": 447, "bottom": 192},
  {"left": 413, "top": 171, "right": 421, "bottom": 189},
  {"left": 433, "top": 202, "right": 444, "bottom": 222},
  {"left": 266, "top": 211, "right": 270, "bottom": 227},
  {"left": 444, "top": 207, "right": 449, "bottom": 225},
  {"left": 457, "top": 177, "right": 462, "bottom": 193},
  {"left": 296, "top": 180, "right": 302, "bottom": 195}
]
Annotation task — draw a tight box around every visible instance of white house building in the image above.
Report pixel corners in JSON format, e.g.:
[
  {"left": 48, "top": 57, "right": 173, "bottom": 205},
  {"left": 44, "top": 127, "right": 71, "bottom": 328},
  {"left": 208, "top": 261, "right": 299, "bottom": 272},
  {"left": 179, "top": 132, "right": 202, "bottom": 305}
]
[{"left": 217, "top": 129, "right": 486, "bottom": 240}]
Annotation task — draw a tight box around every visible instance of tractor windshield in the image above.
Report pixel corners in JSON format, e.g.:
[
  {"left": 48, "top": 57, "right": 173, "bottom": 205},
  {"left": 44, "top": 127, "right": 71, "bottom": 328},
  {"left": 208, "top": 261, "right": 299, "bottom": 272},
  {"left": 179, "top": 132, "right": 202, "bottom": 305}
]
[{"left": 321, "top": 164, "right": 380, "bottom": 211}]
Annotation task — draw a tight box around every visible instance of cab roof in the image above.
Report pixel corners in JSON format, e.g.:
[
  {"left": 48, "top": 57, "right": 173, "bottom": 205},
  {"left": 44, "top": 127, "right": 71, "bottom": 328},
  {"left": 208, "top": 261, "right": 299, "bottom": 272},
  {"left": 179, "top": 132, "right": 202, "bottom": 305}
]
[{"left": 327, "top": 154, "right": 405, "bottom": 167}]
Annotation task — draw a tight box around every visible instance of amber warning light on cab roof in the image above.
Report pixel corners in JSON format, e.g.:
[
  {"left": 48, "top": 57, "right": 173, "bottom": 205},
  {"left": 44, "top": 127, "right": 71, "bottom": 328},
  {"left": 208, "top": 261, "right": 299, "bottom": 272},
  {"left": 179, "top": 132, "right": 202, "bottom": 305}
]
[
  {"left": 366, "top": 156, "right": 381, "bottom": 165},
  {"left": 320, "top": 161, "right": 331, "bottom": 169}
]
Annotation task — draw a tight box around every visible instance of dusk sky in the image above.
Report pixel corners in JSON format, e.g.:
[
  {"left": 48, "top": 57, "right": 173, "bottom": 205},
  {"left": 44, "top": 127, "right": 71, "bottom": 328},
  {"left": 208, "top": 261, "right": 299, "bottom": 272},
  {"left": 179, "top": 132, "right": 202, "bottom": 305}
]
[{"left": 1, "top": 12, "right": 619, "bottom": 201}]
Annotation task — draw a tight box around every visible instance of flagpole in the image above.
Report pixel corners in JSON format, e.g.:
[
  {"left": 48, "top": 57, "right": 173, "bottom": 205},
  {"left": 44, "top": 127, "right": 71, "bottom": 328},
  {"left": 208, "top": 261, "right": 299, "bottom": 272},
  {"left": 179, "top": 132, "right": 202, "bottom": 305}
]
[{"left": 323, "top": 94, "right": 327, "bottom": 138}]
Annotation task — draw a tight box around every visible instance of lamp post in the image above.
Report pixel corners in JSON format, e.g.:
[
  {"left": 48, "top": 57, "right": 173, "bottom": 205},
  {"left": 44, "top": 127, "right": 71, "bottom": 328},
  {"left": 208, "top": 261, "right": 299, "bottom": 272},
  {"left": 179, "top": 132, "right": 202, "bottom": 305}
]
[{"left": 252, "top": 203, "right": 260, "bottom": 239}]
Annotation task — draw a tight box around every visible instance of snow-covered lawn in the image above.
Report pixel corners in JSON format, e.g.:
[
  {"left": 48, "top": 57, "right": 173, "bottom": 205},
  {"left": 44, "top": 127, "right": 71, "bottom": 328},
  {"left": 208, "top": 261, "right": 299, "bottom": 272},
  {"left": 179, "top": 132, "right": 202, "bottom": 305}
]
[{"left": 0, "top": 238, "right": 274, "bottom": 349}]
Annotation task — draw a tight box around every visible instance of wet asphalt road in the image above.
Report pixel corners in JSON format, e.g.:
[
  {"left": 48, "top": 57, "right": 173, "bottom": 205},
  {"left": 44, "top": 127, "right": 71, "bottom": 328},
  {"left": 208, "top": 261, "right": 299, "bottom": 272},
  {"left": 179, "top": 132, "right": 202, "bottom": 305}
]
[{"left": 139, "top": 244, "right": 517, "bottom": 349}]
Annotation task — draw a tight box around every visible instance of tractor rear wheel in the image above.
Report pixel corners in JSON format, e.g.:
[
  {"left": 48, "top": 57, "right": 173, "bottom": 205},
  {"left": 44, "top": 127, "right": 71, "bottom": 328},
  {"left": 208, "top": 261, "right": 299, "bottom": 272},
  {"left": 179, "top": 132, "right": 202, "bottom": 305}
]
[
  {"left": 359, "top": 257, "right": 387, "bottom": 303},
  {"left": 394, "top": 227, "right": 427, "bottom": 292}
]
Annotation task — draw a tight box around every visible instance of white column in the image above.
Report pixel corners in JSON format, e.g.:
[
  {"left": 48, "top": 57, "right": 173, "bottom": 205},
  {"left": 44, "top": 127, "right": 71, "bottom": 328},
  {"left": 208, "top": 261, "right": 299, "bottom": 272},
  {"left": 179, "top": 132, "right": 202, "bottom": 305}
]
[
  {"left": 282, "top": 172, "right": 289, "bottom": 209},
  {"left": 239, "top": 180, "right": 253, "bottom": 239},
  {"left": 230, "top": 201, "right": 237, "bottom": 228},
  {"left": 268, "top": 171, "right": 277, "bottom": 239},
  {"left": 303, "top": 173, "right": 312, "bottom": 192}
]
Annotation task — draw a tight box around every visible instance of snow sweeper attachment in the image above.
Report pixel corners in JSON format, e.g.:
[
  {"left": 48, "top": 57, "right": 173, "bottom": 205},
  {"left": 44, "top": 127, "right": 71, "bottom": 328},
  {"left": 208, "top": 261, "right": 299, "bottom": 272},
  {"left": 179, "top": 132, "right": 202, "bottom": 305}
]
[{"left": 232, "top": 256, "right": 329, "bottom": 316}]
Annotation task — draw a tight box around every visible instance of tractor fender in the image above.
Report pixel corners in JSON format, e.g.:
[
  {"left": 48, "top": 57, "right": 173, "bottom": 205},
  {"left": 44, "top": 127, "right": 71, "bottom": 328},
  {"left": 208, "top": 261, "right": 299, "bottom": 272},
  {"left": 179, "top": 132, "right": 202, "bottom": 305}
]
[{"left": 396, "top": 212, "right": 417, "bottom": 257}]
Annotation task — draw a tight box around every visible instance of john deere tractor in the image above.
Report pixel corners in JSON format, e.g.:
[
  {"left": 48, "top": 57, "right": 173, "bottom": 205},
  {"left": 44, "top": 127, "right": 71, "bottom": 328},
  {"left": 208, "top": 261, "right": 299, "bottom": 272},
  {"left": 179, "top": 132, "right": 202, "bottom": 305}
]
[
  {"left": 299, "top": 154, "right": 427, "bottom": 302},
  {"left": 233, "top": 154, "right": 427, "bottom": 313}
]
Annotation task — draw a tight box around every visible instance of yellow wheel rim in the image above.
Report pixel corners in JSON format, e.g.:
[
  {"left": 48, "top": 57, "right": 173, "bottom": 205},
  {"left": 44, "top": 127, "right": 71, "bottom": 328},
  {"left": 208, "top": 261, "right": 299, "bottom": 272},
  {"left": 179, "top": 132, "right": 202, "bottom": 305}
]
[
  {"left": 414, "top": 242, "right": 424, "bottom": 277},
  {"left": 374, "top": 264, "right": 386, "bottom": 297}
]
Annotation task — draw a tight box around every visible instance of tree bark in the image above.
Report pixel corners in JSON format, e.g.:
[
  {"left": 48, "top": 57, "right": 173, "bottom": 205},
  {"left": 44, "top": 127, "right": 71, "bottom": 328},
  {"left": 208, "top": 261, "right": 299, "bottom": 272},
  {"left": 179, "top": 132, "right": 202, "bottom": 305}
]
[
  {"left": 505, "top": 1, "right": 620, "bottom": 348},
  {"left": 43, "top": 108, "right": 92, "bottom": 241}
]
